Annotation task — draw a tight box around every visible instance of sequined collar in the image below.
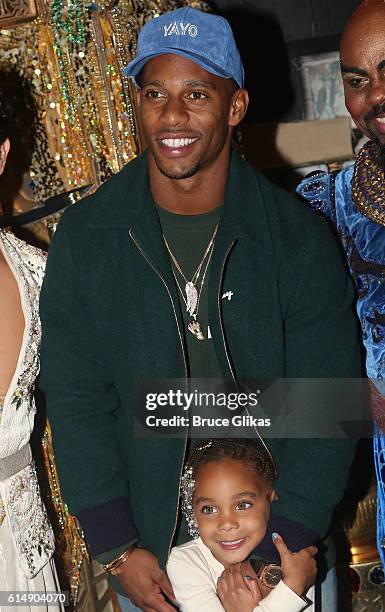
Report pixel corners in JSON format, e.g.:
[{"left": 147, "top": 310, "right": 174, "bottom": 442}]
[{"left": 352, "top": 141, "right": 385, "bottom": 227}]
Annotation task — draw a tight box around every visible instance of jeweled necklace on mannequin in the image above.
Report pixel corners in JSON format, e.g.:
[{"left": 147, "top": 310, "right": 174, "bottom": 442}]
[{"left": 163, "top": 225, "right": 218, "bottom": 341}]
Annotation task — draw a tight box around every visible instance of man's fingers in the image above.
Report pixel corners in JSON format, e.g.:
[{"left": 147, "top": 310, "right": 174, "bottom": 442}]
[
  {"left": 273, "top": 533, "right": 318, "bottom": 561},
  {"left": 246, "top": 578, "right": 262, "bottom": 602},
  {"left": 272, "top": 532, "right": 290, "bottom": 559},
  {"left": 153, "top": 601, "right": 175, "bottom": 612},
  {"left": 141, "top": 593, "right": 176, "bottom": 612},
  {"left": 157, "top": 570, "right": 177, "bottom": 602}
]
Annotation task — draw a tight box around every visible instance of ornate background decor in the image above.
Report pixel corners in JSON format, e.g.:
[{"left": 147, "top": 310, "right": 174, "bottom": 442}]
[
  {"left": 0, "top": 0, "right": 208, "bottom": 208},
  {"left": 0, "top": 0, "right": 45, "bottom": 27}
]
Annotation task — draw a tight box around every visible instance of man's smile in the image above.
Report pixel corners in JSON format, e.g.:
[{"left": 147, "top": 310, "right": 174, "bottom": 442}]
[
  {"left": 156, "top": 133, "right": 200, "bottom": 158},
  {"left": 160, "top": 137, "right": 198, "bottom": 148},
  {"left": 373, "top": 117, "right": 385, "bottom": 134}
]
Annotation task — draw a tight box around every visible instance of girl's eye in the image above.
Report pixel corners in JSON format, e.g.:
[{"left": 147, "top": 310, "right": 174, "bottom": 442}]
[
  {"left": 201, "top": 505, "right": 218, "bottom": 514},
  {"left": 236, "top": 501, "right": 252, "bottom": 511}
]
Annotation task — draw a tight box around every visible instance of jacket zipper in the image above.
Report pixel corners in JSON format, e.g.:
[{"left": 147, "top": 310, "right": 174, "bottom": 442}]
[
  {"left": 217, "top": 240, "right": 277, "bottom": 476},
  {"left": 128, "top": 229, "right": 188, "bottom": 556},
  {"left": 217, "top": 241, "right": 237, "bottom": 382}
]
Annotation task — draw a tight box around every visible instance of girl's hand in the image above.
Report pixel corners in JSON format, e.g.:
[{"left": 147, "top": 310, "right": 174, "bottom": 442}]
[
  {"left": 217, "top": 563, "right": 262, "bottom": 612},
  {"left": 241, "top": 560, "right": 272, "bottom": 600},
  {"left": 273, "top": 532, "right": 317, "bottom": 596}
]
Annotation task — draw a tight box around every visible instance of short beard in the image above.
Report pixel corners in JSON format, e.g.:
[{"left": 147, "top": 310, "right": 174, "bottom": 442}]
[
  {"left": 364, "top": 103, "right": 385, "bottom": 168},
  {"left": 156, "top": 160, "right": 201, "bottom": 180}
]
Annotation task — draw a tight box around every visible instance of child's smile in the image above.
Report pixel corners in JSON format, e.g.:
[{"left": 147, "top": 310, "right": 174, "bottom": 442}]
[
  {"left": 218, "top": 537, "right": 247, "bottom": 550},
  {"left": 193, "top": 457, "right": 275, "bottom": 568}
]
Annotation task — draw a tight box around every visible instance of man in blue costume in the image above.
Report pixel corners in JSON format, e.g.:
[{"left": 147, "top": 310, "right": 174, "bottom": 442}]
[{"left": 298, "top": 0, "right": 385, "bottom": 569}]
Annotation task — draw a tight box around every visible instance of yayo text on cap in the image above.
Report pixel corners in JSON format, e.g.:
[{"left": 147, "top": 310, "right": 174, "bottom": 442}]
[{"left": 123, "top": 7, "right": 244, "bottom": 88}]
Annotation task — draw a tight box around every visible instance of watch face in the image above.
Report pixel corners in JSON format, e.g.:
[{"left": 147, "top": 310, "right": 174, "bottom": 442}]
[{"left": 261, "top": 564, "right": 284, "bottom": 587}]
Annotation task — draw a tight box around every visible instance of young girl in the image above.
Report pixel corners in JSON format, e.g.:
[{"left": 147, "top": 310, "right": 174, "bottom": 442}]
[{"left": 167, "top": 439, "right": 317, "bottom": 611}]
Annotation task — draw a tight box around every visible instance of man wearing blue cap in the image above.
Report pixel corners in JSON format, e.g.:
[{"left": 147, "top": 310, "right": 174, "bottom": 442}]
[{"left": 40, "top": 7, "right": 361, "bottom": 611}]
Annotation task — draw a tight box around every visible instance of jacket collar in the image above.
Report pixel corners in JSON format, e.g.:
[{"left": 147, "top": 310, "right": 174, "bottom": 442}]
[
  {"left": 86, "top": 152, "right": 152, "bottom": 229},
  {"left": 86, "top": 150, "right": 271, "bottom": 248}
]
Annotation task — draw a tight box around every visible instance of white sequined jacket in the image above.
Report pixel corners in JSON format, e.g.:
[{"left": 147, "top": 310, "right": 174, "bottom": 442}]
[{"left": 0, "top": 229, "right": 55, "bottom": 578}]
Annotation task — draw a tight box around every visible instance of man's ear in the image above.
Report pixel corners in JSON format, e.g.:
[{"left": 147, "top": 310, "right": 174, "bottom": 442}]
[
  {"left": 228, "top": 89, "right": 249, "bottom": 127},
  {"left": 0, "top": 138, "right": 10, "bottom": 175}
]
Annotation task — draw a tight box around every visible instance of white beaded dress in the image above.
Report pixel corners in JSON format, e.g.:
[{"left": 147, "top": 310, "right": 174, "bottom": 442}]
[{"left": 0, "top": 230, "right": 62, "bottom": 612}]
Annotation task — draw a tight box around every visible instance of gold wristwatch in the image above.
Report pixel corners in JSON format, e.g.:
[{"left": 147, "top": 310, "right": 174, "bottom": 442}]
[{"left": 253, "top": 560, "right": 284, "bottom": 588}]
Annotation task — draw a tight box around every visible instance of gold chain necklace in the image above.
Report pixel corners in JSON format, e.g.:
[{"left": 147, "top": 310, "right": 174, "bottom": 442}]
[
  {"left": 352, "top": 141, "right": 385, "bottom": 227},
  {"left": 163, "top": 225, "right": 218, "bottom": 341},
  {"left": 163, "top": 225, "right": 218, "bottom": 317}
]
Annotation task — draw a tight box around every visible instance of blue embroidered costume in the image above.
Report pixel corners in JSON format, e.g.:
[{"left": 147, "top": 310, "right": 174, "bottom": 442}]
[{"left": 297, "top": 141, "right": 385, "bottom": 565}]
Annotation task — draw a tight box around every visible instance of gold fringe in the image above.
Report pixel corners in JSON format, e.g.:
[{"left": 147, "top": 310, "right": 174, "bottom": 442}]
[{"left": 42, "top": 421, "right": 89, "bottom": 607}]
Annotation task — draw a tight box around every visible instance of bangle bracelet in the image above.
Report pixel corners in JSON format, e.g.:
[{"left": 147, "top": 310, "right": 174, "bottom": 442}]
[{"left": 103, "top": 546, "right": 136, "bottom": 574}]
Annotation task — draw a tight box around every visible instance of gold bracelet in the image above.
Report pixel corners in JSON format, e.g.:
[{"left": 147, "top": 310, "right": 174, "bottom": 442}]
[{"left": 103, "top": 546, "right": 136, "bottom": 574}]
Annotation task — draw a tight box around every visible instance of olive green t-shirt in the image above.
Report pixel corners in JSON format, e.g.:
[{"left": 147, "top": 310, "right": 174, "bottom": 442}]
[{"left": 156, "top": 204, "right": 223, "bottom": 380}]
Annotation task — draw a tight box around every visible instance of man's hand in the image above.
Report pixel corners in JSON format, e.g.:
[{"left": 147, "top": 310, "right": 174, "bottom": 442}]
[
  {"left": 217, "top": 563, "right": 262, "bottom": 612},
  {"left": 273, "top": 533, "right": 317, "bottom": 596},
  {"left": 114, "top": 548, "right": 176, "bottom": 611}
]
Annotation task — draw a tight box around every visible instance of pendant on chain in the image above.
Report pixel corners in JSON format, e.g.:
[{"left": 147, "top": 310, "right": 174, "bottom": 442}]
[
  {"left": 188, "top": 320, "right": 205, "bottom": 341},
  {"left": 185, "top": 281, "right": 198, "bottom": 316}
]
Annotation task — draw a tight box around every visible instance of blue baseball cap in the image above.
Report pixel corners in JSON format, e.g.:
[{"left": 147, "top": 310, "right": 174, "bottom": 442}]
[{"left": 123, "top": 7, "right": 244, "bottom": 88}]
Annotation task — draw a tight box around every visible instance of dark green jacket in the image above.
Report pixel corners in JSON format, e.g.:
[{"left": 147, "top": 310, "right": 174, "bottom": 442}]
[{"left": 39, "top": 151, "right": 361, "bottom": 568}]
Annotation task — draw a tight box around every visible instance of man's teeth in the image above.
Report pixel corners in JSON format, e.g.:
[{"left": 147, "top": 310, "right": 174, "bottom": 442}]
[
  {"left": 161, "top": 138, "right": 197, "bottom": 148},
  {"left": 376, "top": 118, "right": 385, "bottom": 124}
]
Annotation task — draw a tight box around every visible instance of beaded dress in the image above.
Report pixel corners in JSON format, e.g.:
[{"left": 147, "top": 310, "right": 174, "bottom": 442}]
[
  {"left": 297, "top": 141, "right": 385, "bottom": 567},
  {"left": 0, "top": 229, "right": 61, "bottom": 611}
]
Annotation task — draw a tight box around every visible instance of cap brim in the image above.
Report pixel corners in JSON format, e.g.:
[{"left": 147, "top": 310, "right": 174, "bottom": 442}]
[{"left": 123, "top": 48, "right": 240, "bottom": 86}]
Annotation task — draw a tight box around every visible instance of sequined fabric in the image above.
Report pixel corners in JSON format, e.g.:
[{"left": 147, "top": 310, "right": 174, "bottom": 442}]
[
  {"left": 0, "top": 496, "right": 5, "bottom": 525},
  {"left": 297, "top": 153, "right": 385, "bottom": 568},
  {"left": 0, "top": 230, "right": 55, "bottom": 578},
  {"left": 42, "top": 421, "right": 89, "bottom": 603},
  {"left": 352, "top": 141, "right": 385, "bottom": 227},
  {"left": 298, "top": 163, "right": 385, "bottom": 382},
  {"left": 374, "top": 427, "right": 385, "bottom": 561},
  {"left": 0, "top": 513, "right": 62, "bottom": 611},
  {"left": 370, "top": 381, "right": 385, "bottom": 434}
]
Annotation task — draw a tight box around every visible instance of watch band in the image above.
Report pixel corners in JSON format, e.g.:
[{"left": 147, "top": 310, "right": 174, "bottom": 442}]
[{"left": 257, "top": 563, "right": 284, "bottom": 588}]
